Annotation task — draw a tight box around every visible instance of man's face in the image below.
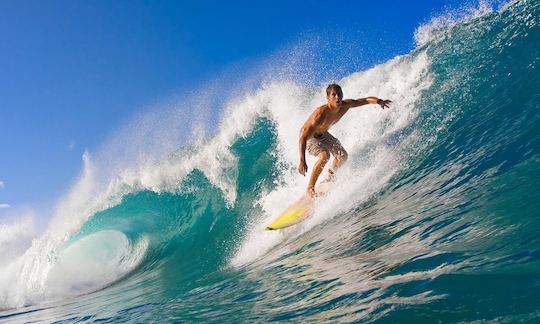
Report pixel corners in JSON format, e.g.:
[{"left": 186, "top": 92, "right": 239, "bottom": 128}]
[{"left": 327, "top": 89, "right": 343, "bottom": 106}]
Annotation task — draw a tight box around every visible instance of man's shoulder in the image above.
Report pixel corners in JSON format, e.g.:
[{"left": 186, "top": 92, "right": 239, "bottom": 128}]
[
  {"left": 315, "top": 103, "right": 329, "bottom": 112},
  {"left": 311, "top": 104, "right": 328, "bottom": 118},
  {"left": 304, "top": 105, "right": 326, "bottom": 126}
]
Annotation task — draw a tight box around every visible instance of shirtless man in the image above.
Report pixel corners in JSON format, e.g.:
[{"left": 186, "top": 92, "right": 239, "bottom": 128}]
[{"left": 298, "top": 83, "right": 392, "bottom": 197}]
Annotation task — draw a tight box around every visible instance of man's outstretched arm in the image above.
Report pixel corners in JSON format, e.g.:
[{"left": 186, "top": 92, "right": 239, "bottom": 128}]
[{"left": 344, "top": 97, "right": 392, "bottom": 109}]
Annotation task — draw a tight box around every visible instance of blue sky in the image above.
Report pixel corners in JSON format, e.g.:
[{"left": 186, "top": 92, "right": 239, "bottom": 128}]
[{"left": 0, "top": 0, "right": 470, "bottom": 218}]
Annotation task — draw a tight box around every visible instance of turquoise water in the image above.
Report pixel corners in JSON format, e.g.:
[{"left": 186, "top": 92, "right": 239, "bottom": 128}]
[{"left": 1, "top": 0, "right": 539, "bottom": 322}]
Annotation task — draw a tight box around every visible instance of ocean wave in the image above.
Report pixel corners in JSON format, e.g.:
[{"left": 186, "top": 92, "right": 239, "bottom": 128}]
[{"left": 1, "top": 1, "right": 539, "bottom": 321}]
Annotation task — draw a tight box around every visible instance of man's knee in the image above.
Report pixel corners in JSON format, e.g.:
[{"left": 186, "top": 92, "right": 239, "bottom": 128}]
[
  {"left": 341, "top": 150, "right": 348, "bottom": 162},
  {"left": 336, "top": 149, "right": 348, "bottom": 163},
  {"left": 318, "top": 151, "right": 330, "bottom": 163}
]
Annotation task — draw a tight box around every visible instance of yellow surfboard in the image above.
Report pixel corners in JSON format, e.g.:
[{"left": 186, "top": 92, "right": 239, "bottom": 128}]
[{"left": 265, "top": 181, "right": 333, "bottom": 230}]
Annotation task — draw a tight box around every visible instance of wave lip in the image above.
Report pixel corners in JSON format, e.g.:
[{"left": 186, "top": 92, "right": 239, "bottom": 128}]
[{"left": 0, "top": 230, "right": 147, "bottom": 310}]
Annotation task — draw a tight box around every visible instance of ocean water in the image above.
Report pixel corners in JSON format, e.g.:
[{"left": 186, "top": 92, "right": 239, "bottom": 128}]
[{"left": 1, "top": 0, "right": 539, "bottom": 322}]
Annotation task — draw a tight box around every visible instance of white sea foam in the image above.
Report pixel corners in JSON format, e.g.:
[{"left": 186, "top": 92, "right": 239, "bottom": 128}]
[{"left": 0, "top": 215, "right": 36, "bottom": 265}]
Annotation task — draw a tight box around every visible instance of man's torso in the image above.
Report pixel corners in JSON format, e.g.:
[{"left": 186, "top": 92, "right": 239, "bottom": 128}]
[{"left": 311, "top": 104, "right": 349, "bottom": 136}]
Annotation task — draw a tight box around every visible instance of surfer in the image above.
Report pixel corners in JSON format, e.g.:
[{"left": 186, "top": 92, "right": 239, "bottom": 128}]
[{"left": 298, "top": 83, "right": 391, "bottom": 198}]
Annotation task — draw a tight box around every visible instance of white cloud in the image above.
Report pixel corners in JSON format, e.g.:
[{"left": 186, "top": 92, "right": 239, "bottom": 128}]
[
  {"left": 67, "top": 140, "right": 76, "bottom": 150},
  {"left": 0, "top": 181, "right": 4, "bottom": 188}
]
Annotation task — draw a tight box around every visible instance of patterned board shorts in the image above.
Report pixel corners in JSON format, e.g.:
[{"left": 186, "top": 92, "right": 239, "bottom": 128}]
[{"left": 306, "top": 132, "right": 346, "bottom": 157}]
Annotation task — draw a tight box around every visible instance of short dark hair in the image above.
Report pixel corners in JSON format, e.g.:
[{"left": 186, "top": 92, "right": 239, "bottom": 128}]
[{"left": 326, "top": 83, "right": 342, "bottom": 96}]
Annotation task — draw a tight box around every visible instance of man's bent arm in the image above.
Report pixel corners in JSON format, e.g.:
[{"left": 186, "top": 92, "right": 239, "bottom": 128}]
[
  {"left": 299, "top": 135, "right": 307, "bottom": 160},
  {"left": 299, "top": 128, "right": 310, "bottom": 163},
  {"left": 298, "top": 124, "right": 315, "bottom": 175}
]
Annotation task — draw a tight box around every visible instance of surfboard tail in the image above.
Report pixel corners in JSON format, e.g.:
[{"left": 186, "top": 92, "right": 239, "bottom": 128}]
[{"left": 265, "top": 181, "right": 334, "bottom": 230}]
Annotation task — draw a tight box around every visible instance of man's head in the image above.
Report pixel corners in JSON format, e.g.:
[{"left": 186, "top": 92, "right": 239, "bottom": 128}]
[{"left": 326, "top": 83, "right": 343, "bottom": 107}]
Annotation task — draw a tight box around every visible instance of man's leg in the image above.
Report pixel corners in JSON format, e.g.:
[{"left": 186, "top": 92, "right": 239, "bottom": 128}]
[
  {"left": 316, "top": 132, "right": 347, "bottom": 181},
  {"left": 324, "top": 144, "right": 347, "bottom": 182},
  {"left": 307, "top": 150, "right": 330, "bottom": 197},
  {"left": 331, "top": 148, "right": 348, "bottom": 171}
]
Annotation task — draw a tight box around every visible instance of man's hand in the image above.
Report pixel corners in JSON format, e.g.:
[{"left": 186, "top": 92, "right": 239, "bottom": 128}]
[
  {"left": 377, "top": 99, "right": 392, "bottom": 109},
  {"left": 298, "top": 159, "right": 308, "bottom": 176}
]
